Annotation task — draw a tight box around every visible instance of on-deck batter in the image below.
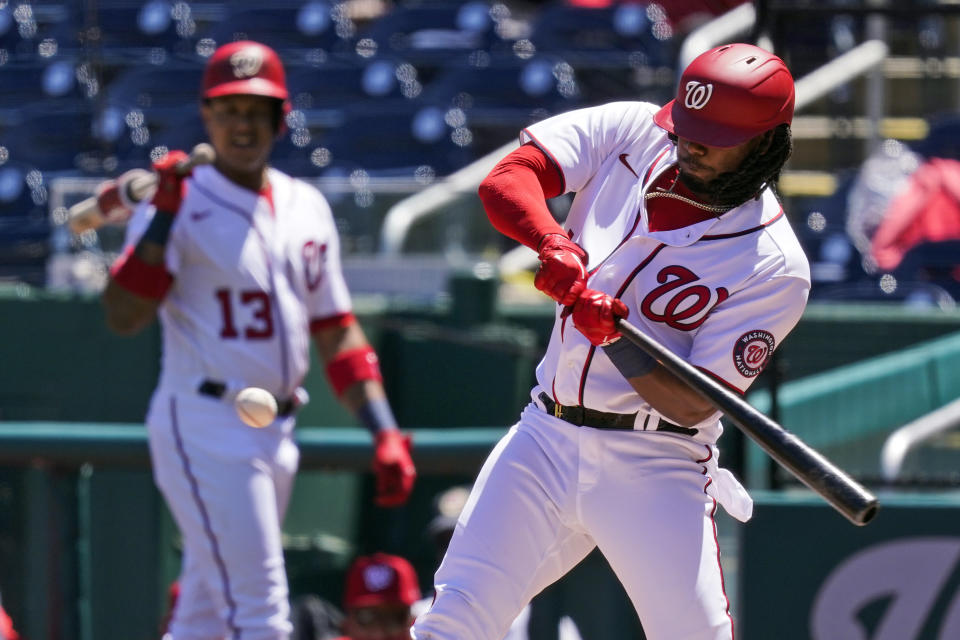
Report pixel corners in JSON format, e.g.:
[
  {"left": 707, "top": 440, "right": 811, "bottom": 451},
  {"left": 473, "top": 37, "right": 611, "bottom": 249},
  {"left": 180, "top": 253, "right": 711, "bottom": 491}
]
[
  {"left": 412, "top": 43, "right": 810, "bottom": 640},
  {"left": 99, "top": 41, "right": 416, "bottom": 640}
]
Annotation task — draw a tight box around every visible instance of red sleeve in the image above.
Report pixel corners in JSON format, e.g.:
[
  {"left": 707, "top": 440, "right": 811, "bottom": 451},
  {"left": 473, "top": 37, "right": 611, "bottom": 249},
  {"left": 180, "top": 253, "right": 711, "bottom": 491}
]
[
  {"left": 309, "top": 312, "right": 356, "bottom": 334},
  {"left": 109, "top": 245, "right": 173, "bottom": 300},
  {"left": 478, "top": 142, "right": 566, "bottom": 251}
]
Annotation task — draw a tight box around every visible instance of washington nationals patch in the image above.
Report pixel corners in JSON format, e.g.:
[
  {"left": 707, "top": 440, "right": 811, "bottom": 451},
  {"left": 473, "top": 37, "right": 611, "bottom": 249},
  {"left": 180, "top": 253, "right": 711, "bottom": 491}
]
[{"left": 733, "top": 329, "right": 775, "bottom": 377}]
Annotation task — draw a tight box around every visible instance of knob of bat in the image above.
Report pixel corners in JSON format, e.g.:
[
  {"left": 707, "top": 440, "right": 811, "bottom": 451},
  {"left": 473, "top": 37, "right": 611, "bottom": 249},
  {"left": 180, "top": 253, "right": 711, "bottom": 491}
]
[{"left": 185, "top": 143, "right": 216, "bottom": 170}]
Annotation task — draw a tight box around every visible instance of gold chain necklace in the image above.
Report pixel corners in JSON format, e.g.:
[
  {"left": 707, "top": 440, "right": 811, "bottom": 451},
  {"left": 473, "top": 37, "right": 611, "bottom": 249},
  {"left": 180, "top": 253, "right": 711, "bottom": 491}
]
[
  {"left": 643, "top": 189, "right": 732, "bottom": 214},
  {"left": 644, "top": 164, "right": 732, "bottom": 214}
]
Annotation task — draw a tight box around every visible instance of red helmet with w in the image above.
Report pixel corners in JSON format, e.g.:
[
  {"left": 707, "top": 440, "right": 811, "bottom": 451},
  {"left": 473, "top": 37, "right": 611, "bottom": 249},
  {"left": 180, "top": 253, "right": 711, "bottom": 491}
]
[
  {"left": 202, "top": 40, "right": 289, "bottom": 103},
  {"left": 654, "top": 43, "right": 794, "bottom": 148}
]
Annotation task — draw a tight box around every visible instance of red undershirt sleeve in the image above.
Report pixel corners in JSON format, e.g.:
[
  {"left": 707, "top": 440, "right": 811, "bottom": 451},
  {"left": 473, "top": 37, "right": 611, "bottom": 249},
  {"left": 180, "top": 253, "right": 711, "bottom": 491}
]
[{"left": 478, "top": 142, "right": 566, "bottom": 251}]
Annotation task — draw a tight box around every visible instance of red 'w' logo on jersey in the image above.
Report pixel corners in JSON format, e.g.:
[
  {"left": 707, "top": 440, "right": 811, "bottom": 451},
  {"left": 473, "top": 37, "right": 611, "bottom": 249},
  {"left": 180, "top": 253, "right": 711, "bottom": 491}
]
[
  {"left": 302, "top": 240, "right": 328, "bottom": 291},
  {"left": 640, "top": 265, "right": 728, "bottom": 331},
  {"left": 744, "top": 343, "right": 767, "bottom": 365}
]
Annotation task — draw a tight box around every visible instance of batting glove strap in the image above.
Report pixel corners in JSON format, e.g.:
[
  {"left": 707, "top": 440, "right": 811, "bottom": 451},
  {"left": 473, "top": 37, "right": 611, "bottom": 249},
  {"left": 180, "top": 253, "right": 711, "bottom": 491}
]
[
  {"left": 140, "top": 209, "right": 176, "bottom": 246},
  {"left": 372, "top": 430, "right": 416, "bottom": 507},
  {"left": 356, "top": 397, "right": 398, "bottom": 436},
  {"left": 602, "top": 337, "right": 657, "bottom": 380}
]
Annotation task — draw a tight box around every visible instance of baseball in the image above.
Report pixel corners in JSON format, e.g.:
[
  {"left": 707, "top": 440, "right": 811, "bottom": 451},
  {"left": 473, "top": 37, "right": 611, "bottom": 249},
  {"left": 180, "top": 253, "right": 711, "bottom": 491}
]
[{"left": 234, "top": 387, "right": 278, "bottom": 428}]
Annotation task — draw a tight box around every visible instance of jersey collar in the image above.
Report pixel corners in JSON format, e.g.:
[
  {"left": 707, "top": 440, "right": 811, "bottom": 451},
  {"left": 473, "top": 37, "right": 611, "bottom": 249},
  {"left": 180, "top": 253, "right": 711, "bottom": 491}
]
[{"left": 639, "top": 148, "right": 777, "bottom": 245}]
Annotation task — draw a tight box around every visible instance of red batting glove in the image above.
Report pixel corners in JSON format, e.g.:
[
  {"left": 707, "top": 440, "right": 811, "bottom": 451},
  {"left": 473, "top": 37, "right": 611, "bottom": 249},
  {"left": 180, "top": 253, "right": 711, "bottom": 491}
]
[
  {"left": 572, "top": 288, "right": 629, "bottom": 346},
  {"left": 151, "top": 150, "right": 191, "bottom": 214},
  {"left": 372, "top": 430, "right": 416, "bottom": 507},
  {"left": 534, "top": 233, "right": 588, "bottom": 306}
]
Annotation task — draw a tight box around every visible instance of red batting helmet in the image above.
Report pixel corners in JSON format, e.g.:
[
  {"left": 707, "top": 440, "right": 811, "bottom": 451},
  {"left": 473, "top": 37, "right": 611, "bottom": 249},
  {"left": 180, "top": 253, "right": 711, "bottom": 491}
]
[
  {"left": 202, "top": 40, "right": 289, "bottom": 103},
  {"left": 343, "top": 553, "right": 421, "bottom": 609},
  {"left": 654, "top": 43, "right": 794, "bottom": 148}
]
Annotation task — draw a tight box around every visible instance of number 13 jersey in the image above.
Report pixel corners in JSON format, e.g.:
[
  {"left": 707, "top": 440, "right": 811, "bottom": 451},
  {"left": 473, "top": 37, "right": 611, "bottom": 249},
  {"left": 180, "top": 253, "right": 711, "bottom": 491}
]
[{"left": 123, "top": 165, "right": 352, "bottom": 400}]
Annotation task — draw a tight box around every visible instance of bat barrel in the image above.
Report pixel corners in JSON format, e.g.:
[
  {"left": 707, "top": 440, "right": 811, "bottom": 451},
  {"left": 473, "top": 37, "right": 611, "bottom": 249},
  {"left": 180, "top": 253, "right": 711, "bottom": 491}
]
[
  {"left": 737, "top": 416, "right": 879, "bottom": 525},
  {"left": 614, "top": 318, "right": 879, "bottom": 527}
]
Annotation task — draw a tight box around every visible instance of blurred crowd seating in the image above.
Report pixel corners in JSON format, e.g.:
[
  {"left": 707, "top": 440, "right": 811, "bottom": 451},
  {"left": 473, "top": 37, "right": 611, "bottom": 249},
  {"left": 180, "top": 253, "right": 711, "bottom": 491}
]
[
  {"left": 762, "top": 2, "right": 960, "bottom": 309},
  {"left": 1, "top": 0, "right": 682, "bottom": 286},
  {"left": 1, "top": 0, "right": 959, "bottom": 307},
  {"left": 0, "top": 0, "right": 680, "bottom": 178}
]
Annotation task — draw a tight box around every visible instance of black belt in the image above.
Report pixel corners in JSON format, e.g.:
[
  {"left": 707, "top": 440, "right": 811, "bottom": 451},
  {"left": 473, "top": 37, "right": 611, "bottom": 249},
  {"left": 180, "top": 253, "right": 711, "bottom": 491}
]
[
  {"left": 198, "top": 380, "right": 298, "bottom": 417},
  {"left": 538, "top": 392, "right": 697, "bottom": 436}
]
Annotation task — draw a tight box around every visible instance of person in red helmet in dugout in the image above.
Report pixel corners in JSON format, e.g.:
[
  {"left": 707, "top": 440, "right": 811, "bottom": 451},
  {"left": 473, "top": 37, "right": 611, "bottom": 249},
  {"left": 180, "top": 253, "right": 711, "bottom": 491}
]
[
  {"left": 0, "top": 598, "right": 18, "bottom": 640},
  {"left": 333, "top": 553, "right": 421, "bottom": 640}
]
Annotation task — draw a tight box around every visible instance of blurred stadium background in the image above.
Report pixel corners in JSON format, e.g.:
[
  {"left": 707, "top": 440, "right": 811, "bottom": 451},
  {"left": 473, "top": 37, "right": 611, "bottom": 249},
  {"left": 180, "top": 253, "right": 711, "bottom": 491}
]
[{"left": 3, "top": 0, "right": 960, "bottom": 638}]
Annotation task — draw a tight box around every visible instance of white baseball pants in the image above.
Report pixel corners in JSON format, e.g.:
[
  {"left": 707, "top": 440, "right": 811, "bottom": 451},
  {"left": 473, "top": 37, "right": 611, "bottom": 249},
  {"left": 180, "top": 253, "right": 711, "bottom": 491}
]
[
  {"left": 412, "top": 404, "right": 734, "bottom": 640},
  {"left": 148, "top": 389, "right": 299, "bottom": 640}
]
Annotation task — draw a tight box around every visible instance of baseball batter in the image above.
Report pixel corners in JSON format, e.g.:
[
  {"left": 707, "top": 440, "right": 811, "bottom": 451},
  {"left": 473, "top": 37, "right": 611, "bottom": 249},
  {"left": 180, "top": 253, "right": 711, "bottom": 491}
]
[
  {"left": 99, "top": 41, "right": 416, "bottom": 639},
  {"left": 412, "top": 44, "right": 810, "bottom": 640}
]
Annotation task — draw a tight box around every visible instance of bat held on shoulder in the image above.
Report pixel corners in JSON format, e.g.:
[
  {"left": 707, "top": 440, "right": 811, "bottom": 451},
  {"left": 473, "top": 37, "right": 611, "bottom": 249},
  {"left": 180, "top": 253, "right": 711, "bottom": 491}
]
[
  {"left": 66, "top": 143, "right": 216, "bottom": 234},
  {"left": 614, "top": 317, "right": 879, "bottom": 527}
]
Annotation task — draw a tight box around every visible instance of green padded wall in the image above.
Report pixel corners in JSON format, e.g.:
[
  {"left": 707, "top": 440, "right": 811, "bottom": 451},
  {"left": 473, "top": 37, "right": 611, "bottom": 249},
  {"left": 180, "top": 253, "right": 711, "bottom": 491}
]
[
  {"left": 378, "top": 320, "right": 539, "bottom": 428},
  {"left": 746, "top": 330, "right": 960, "bottom": 486},
  {"left": 4, "top": 290, "right": 960, "bottom": 426},
  {"left": 759, "top": 303, "right": 960, "bottom": 380},
  {"left": 501, "top": 301, "right": 960, "bottom": 384},
  {"left": 0, "top": 291, "right": 159, "bottom": 422}
]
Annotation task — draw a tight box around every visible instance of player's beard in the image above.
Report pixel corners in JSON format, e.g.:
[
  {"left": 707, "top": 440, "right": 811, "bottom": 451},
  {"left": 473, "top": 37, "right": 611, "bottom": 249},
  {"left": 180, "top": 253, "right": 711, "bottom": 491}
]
[
  {"left": 677, "top": 169, "right": 714, "bottom": 200},
  {"left": 678, "top": 167, "right": 746, "bottom": 207}
]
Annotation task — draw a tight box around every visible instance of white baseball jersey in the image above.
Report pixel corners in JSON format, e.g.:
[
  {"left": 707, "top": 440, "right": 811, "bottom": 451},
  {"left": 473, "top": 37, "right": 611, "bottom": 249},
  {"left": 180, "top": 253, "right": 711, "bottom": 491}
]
[
  {"left": 413, "top": 102, "right": 811, "bottom": 640},
  {"left": 522, "top": 101, "right": 810, "bottom": 445},
  {"left": 124, "top": 164, "right": 352, "bottom": 639},
  {"left": 125, "top": 164, "right": 353, "bottom": 401}
]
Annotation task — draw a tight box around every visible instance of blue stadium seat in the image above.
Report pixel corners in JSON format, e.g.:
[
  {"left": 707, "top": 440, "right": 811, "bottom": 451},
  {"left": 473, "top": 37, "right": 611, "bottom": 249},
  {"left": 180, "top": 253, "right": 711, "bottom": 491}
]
[
  {"left": 786, "top": 170, "right": 865, "bottom": 287},
  {"left": 52, "top": 1, "right": 198, "bottom": 62},
  {"left": 108, "top": 107, "right": 205, "bottom": 171},
  {"left": 96, "top": 61, "right": 209, "bottom": 169},
  {"left": 0, "top": 1, "right": 78, "bottom": 61},
  {"left": 271, "top": 127, "right": 330, "bottom": 177},
  {"left": 353, "top": 1, "right": 506, "bottom": 66},
  {"left": 98, "top": 61, "right": 204, "bottom": 129},
  {"left": 196, "top": 2, "right": 352, "bottom": 60},
  {"left": 775, "top": 13, "right": 865, "bottom": 78},
  {"left": 419, "top": 55, "right": 585, "bottom": 149},
  {"left": 0, "top": 162, "right": 48, "bottom": 220},
  {"left": 911, "top": 114, "right": 960, "bottom": 160},
  {"left": 893, "top": 240, "right": 960, "bottom": 300},
  {"left": 528, "top": 2, "right": 673, "bottom": 67},
  {"left": 0, "top": 162, "right": 52, "bottom": 286},
  {"left": 0, "top": 59, "right": 95, "bottom": 124},
  {"left": 110, "top": 110, "right": 330, "bottom": 178},
  {"left": 286, "top": 58, "right": 421, "bottom": 129},
  {"left": 312, "top": 103, "right": 476, "bottom": 178},
  {"left": 145, "top": 114, "right": 328, "bottom": 178},
  {"left": 1, "top": 104, "right": 112, "bottom": 173}
]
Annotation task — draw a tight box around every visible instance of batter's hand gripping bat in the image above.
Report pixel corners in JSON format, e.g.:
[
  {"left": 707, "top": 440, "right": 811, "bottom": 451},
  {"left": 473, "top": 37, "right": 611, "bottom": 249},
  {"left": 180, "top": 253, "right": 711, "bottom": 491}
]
[
  {"left": 615, "top": 318, "right": 879, "bottom": 526},
  {"left": 67, "top": 143, "right": 216, "bottom": 234}
]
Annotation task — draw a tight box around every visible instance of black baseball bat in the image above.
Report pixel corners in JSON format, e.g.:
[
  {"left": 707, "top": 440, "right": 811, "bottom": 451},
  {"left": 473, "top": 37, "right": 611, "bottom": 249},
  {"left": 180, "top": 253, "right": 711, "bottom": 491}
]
[{"left": 615, "top": 318, "right": 879, "bottom": 526}]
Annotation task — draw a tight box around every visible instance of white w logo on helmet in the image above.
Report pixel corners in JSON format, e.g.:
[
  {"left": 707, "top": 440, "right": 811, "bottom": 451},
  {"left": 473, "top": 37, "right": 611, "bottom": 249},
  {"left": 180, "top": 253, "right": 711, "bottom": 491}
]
[
  {"left": 229, "top": 49, "right": 264, "bottom": 79},
  {"left": 684, "top": 81, "right": 714, "bottom": 110}
]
